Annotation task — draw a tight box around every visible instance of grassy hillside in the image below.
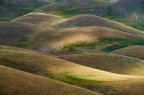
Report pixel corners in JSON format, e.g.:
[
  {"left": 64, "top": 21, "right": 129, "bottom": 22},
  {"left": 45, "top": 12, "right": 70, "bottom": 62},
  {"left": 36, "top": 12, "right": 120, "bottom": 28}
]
[
  {"left": 51, "top": 14, "right": 144, "bottom": 34},
  {"left": 59, "top": 53, "right": 144, "bottom": 76},
  {"left": 12, "top": 13, "right": 144, "bottom": 34},
  {"left": 30, "top": 26, "right": 144, "bottom": 53},
  {"left": 0, "top": 1, "right": 144, "bottom": 95},
  {"left": 35, "top": 0, "right": 144, "bottom": 31},
  {"left": 12, "top": 12, "right": 63, "bottom": 28},
  {"left": 112, "top": 45, "right": 144, "bottom": 59},
  {"left": 0, "top": 22, "right": 144, "bottom": 54},
  {"left": 1, "top": 47, "right": 144, "bottom": 95},
  {"left": 0, "top": 22, "right": 46, "bottom": 46},
  {"left": 0, "top": 65, "right": 102, "bottom": 95},
  {"left": 1, "top": 20, "right": 144, "bottom": 52}
]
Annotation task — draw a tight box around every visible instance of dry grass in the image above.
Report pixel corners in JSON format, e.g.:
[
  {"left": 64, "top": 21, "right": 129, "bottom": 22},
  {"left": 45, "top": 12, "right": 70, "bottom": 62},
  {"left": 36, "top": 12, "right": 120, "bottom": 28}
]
[
  {"left": 0, "top": 65, "right": 102, "bottom": 95},
  {"left": 112, "top": 45, "right": 144, "bottom": 59},
  {"left": 1, "top": 47, "right": 144, "bottom": 95},
  {"left": 52, "top": 44, "right": 114, "bottom": 55},
  {"left": 0, "top": 22, "right": 46, "bottom": 46},
  {"left": 0, "top": 22, "right": 143, "bottom": 55},
  {"left": 1, "top": 1, "right": 144, "bottom": 95},
  {"left": 52, "top": 14, "right": 144, "bottom": 34},
  {"left": 31, "top": 26, "right": 144, "bottom": 52},
  {"left": 59, "top": 53, "right": 144, "bottom": 76},
  {"left": 0, "top": 45, "right": 32, "bottom": 52},
  {"left": 1, "top": 17, "right": 144, "bottom": 54},
  {"left": 12, "top": 12, "right": 63, "bottom": 28}
]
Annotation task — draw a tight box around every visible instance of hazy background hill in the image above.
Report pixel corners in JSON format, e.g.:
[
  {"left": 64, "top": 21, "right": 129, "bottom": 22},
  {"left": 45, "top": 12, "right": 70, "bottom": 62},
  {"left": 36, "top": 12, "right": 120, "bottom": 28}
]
[
  {"left": 0, "top": 0, "right": 144, "bottom": 31},
  {"left": 104, "top": 0, "right": 144, "bottom": 31},
  {"left": 35, "top": 0, "right": 144, "bottom": 31},
  {"left": 110, "top": 0, "right": 144, "bottom": 16},
  {"left": 0, "top": 0, "right": 51, "bottom": 21}
]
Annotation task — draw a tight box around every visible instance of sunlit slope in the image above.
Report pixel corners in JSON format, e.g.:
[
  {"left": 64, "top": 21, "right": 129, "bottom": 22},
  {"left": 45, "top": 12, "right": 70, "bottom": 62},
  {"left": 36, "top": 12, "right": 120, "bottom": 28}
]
[
  {"left": 1, "top": 23, "right": 143, "bottom": 52},
  {"left": 112, "top": 45, "right": 144, "bottom": 59},
  {"left": 51, "top": 15, "right": 144, "bottom": 34},
  {"left": 1, "top": 48, "right": 144, "bottom": 95},
  {"left": 0, "top": 45, "right": 33, "bottom": 52},
  {"left": 0, "top": 22, "right": 143, "bottom": 53},
  {"left": 0, "top": 65, "right": 102, "bottom": 95},
  {"left": 12, "top": 12, "right": 63, "bottom": 28},
  {"left": 31, "top": 26, "right": 144, "bottom": 51},
  {"left": 59, "top": 53, "right": 144, "bottom": 76}
]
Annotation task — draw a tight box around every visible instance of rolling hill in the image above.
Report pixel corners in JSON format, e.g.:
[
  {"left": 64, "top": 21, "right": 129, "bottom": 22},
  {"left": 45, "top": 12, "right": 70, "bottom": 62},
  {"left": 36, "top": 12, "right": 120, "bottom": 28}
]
[
  {"left": 11, "top": 12, "right": 63, "bottom": 28},
  {"left": 0, "top": 0, "right": 144, "bottom": 95},
  {"left": 0, "top": 65, "right": 102, "bottom": 95},
  {"left": 1, "top": 47, "right": 144, "bottom": 95},
  {"left": 31, "top": 26, "right": 144, "bottom": 53},
  {"left": 112, "top": 45, "right": 144, "bottom": 59},
  {"left": 12, "top": 13, "right": 144, "bottom": 35},
  {"left": 0, "top": 23, "right": 143, "bottom": 53},
  {"left": 59, "top": 53, "right": 144, "bottom": 76},
  {"left": 35, "top": 0, "right": 144, "bottom": 31},
  {"left": 51, "top": 14, "right": 144, "bottom": 34},
  {"left": 0, "top": 22, "right": 46, "bottom": 46}
]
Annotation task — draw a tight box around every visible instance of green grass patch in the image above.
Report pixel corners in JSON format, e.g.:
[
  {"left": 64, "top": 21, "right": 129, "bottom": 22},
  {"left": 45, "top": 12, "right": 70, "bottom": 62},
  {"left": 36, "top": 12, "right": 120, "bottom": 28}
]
[
  {"left": 17, "top": 36, "right": 29, "bottom": 46},
  {"left": 62, "top": 70, "right": 103, "bottom": 85},
  {"left": 101, "top": 38, "right": 144, "bottom": 52},
  {"left": 55, "top": 10, "right": 81, "bottom": 18},
  {"left": 64, "top": 41, "right": 97, "bottom": 48},
  {"left": 55, "top": 5, "right": 82, "bottom": 18},
  {"left": 0, "top": 46, "right": 3, "bottom": 49},
  {"left": 63, "top": 41, "right": 97, "bottom": 54},
  {"left": 49, "top": 0, "right": 62, "bottom": 2},
  {"left": 62, "top": 38, "right": 144, "bottom": 53},
  {"left": 0, "top": 15, "right": 20, "bottom": 21},
  {"left": 124, "top": 18, "right": 144, "bottom": 31},
  {"left": 63, "top": 71, "right": 84, "bottom": 84},
  {"left": 17, "top": 36, "right": 35, "bottom": 47}
]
